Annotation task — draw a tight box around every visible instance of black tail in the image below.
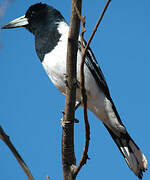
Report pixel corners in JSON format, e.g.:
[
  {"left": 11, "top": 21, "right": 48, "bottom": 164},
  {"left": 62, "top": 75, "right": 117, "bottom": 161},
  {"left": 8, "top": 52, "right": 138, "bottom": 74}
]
[{"left": 104, "top": 124, "right": 147, "bottom": 179}]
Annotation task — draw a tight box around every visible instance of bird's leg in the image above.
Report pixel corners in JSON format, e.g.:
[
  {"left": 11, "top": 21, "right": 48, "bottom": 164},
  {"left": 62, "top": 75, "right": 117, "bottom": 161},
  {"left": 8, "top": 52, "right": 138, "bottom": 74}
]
[
  {"left": 60, "top": 110, "right": 67, "bottom": 128},
  {"left": 60, "top": 101, "right": 81, "bottom": 127},
  {"left": 60, "top": 111, "right": 75, "bottom": 128},
  {"left": 62, "top": 74, "right": 81, "bottom": 127}
]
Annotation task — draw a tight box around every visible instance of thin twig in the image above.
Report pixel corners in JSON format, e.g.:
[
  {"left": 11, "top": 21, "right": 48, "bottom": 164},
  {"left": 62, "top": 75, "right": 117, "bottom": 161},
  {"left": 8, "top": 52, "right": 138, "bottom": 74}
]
[
  {"left": 0, "top": 126, "right": 34, "bottom": 180},
  {"left": 85, "top": 0, "right": 111, "bottom": 53},
  {"left": 73, "top": 0, "right": 111, "bottom": 176},
  {"left": 73, "top": 15, "right": 90, "bottom": 178}
]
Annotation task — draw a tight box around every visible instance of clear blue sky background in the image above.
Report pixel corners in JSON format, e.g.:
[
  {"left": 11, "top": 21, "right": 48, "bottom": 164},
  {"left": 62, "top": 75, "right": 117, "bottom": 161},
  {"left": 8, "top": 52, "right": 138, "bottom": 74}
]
[{"left": 0, "top": 0, "right": 149, "bottom": 179}]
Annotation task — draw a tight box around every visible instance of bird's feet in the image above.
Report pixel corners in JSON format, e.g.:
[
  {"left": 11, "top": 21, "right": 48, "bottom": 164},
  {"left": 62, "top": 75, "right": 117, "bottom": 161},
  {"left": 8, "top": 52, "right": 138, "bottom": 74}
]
[{"left": 60, "top": 110, "right": 79, "bottom": 128}]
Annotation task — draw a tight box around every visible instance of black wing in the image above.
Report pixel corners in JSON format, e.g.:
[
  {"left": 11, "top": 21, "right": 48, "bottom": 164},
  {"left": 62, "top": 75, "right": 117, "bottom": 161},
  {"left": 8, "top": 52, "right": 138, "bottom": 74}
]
[
  {"left": 78, "top": 40, "right": 124, "bottom": 126},
  {"left": 78, "top": 40, "right": 111, "bottom": 100}
]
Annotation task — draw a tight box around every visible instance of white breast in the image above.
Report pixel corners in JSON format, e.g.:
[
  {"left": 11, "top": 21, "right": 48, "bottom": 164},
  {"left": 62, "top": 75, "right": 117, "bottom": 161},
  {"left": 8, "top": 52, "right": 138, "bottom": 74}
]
[
  {"left": 42, "top": 21, "right": 69, "bottom": 94},
  {"left": 41, "top": 21, "right": 107, "bottom": 121}
]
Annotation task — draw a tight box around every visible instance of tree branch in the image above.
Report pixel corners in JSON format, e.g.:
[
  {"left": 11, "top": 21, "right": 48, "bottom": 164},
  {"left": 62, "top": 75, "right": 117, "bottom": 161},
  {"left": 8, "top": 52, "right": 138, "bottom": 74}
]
[
  {"left": 62, "top": 0, "right": 82, "bottom": 180},
  {"left": 0, "top": 126, "right": 34, "bottom": 180},
  {"left": 73, "top": 0, "right": 111, "bottom": 176},
  {"left": 84, "top": 0, "right": 111, "bottom": 53},
  {"left": 73, "top": 15, "right": 90, "bottom": 177}
]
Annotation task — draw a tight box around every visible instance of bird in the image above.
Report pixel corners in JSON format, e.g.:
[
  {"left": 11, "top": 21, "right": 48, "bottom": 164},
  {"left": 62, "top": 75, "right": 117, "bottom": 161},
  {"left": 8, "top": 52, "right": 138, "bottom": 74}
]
[{"left": 2, "top": 3, "right": 147, "bottom": 178}]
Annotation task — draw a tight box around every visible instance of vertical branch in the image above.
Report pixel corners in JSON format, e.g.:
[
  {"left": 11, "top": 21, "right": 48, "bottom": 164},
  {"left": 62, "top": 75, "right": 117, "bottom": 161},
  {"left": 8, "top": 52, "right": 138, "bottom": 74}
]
[{"left": 62, "top": 0, "right": 82, "bottom": 180}]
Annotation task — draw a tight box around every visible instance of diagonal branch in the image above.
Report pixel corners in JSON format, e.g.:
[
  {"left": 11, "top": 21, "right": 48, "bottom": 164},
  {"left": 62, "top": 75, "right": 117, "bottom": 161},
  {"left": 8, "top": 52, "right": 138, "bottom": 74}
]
[
  {"left": 73, "top": 0, "right": 111, "bottom": 176},
  {"left": 84, "top": 0, "right": 111, "bottom": 53},
  {"left": 0, "top": 126, "right": 34, "bottom": 180}
]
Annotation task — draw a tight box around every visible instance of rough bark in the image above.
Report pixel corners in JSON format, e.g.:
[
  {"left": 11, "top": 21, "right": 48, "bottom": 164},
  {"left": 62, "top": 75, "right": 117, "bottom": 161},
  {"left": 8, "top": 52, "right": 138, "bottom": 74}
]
[{"left": 62, "top": 0, "right": 82, "bottom": 180}]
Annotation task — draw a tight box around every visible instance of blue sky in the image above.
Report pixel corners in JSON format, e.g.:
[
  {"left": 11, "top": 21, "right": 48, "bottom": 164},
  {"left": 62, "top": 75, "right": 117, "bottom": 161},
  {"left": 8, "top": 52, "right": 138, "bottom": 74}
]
[{"left": 0, "top": 0, "right": 150, "bottom": 179}]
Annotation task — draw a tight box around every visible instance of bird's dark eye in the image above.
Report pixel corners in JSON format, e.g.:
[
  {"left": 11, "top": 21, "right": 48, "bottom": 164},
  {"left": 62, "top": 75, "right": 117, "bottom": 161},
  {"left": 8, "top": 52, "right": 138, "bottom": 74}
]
[
  {"left": 27, "top": 11, "right": 37, "bottom": 19},
  {"left": 30, "top": 11, "right": 36, "bottom": 17}
]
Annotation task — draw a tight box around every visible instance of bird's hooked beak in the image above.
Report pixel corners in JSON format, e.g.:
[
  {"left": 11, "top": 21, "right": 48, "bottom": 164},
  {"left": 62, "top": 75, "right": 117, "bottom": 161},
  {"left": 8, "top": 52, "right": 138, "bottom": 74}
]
[{"left": 1, "top": 15, "right": 28, "bottom": 29}]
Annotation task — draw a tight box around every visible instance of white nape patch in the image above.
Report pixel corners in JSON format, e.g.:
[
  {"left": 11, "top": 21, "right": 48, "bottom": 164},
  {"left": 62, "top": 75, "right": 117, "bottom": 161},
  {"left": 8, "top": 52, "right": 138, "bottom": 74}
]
[{"left": 56, "top": 21, "right": 69, "bottom": 39}]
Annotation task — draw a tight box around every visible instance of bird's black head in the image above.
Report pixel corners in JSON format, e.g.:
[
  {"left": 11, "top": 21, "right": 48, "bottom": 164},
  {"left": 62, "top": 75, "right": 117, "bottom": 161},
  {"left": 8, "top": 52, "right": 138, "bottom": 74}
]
[
  {"left": 25, "top": 3, "right": 48, "bottom": 24},
  {"left": 2, "top": 3, "right": 64, "bottom": 35},
  {"left": 25, "top": 3, "right": 64, "bottom": 34}
]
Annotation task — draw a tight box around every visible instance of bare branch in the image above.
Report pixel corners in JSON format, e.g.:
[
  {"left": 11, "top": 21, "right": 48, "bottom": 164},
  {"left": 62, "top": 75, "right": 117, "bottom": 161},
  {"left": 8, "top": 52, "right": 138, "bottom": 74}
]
[
  {"left": 0, "top": 126, "right": 34, "bottom": 180},
  {"left": 62, "top": 0, "right": 81, "bottom": 179},
  {"left": 74, "top": 0, "right": 111, "bottom": 176},
  {"left": 73, "top": 14, "right": 90, "bottom": 178},
  {"left": 85, "top": 0, "right": 111, "bottom": 53}
]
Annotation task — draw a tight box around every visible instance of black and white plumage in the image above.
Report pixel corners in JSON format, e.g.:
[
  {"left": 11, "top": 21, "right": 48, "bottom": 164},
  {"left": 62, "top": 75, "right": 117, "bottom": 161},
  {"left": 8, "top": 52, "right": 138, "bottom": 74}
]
[{"left": 2, "top": 3, "right": 147, "bottom": 178}]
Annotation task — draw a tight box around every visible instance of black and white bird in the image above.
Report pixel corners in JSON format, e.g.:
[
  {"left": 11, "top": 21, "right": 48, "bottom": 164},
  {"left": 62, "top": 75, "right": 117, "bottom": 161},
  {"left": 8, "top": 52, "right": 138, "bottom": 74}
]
[{"left": 2, "top": 3, "right": 147, "bottom": 178}]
